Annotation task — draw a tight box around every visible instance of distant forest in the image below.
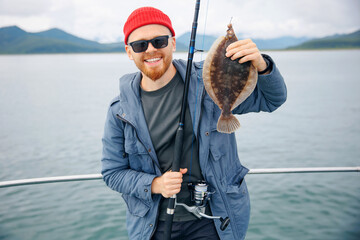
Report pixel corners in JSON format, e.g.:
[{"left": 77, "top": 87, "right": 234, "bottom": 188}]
[{"left": 1, "top": 26, "right": 359, "bottom": 54}]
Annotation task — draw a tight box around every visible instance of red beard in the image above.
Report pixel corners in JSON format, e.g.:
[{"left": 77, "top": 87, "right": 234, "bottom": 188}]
[{"left": 134, "top": 53, "right": 172, "bottom": 81}]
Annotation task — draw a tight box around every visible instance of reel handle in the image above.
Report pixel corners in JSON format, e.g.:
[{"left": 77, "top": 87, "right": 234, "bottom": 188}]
[{"left": 220, "top": 217, "right": 230, "bottom": 231}]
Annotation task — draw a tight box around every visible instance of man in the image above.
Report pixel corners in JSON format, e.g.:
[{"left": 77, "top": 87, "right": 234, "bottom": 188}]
[{"left": 101, "top": 6, "right": 287, "bottom": 240}]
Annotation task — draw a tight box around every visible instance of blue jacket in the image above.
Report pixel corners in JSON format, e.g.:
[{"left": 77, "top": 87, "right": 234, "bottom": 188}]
[{"left": 101, "top": 57, "right": 287, "bottom": 240}]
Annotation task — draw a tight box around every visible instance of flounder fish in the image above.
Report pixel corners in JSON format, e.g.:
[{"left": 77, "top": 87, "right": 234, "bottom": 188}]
[{"left": 203, "top": 23, "right": 258, "bottom": 133}]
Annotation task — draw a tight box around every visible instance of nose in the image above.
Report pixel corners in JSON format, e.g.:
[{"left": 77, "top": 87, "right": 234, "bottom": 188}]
[{"left": 145, "top": 42, "right": 157, "bottom": 53}]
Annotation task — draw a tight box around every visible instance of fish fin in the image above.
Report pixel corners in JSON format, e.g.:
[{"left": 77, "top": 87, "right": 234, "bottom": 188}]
[
  {"left": 217, "top": 114, "right": 241, "bottom": 133},
  {"left": 203, "top": 36, "right": 225, "bottom": 107},
  {"left": 231, "top": 64, "right": 258, "bottom": 111}
]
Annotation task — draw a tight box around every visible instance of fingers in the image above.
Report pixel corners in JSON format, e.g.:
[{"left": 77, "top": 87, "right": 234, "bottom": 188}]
[
  {"left": 225, "top": 38, "right": 265, "bottom": 69},
  {"left": 163, "top": 173, "right": 183, "bottom": 185},
  {"left": 160, "top": 169, "right": 187, "bottom": 198},
  {"left": 226, "top": 40, "right": 258, "bottom": 60},
  {"left": 238, "top": 51, "right": 262, "bottom": 64},
  {"left": 165, "top": 170, "right": 185, "bottom": 179},
  {"left": 226, "top": 38, "right": 253, "bottom": 51},
  {"left": 226, "top": 39, "right": 256, "bottom": 58},
  {"left": 162, "top": 180, "right": 182, "bottom": 198},
  {"left": 230, "top": 47, "right": 258, "bottom": 61}
]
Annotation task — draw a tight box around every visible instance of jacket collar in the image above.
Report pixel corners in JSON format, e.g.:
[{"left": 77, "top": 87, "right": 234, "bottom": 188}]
[{"left": 117, "top": 59, "right": 204, "bottom": 140}]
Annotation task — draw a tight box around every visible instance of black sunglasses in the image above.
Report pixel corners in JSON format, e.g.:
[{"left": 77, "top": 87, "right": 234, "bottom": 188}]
[{"left": 129, "top": 35, "right": 171, "bottom": 53}]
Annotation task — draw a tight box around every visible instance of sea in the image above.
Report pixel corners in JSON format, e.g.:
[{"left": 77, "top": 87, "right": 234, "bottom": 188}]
[{"left": 0, "top": 50, "right": 359, "bottom": 240}]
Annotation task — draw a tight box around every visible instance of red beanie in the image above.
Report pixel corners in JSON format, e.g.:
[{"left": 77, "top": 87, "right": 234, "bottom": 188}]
[{"left": 123, "top": 7, "right": 175, "bottom": 45}]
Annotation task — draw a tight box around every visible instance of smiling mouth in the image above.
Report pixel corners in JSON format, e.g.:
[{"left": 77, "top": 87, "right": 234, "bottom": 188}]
[{"left": 144, "top": 57, "right": 162, "bottom": 63}]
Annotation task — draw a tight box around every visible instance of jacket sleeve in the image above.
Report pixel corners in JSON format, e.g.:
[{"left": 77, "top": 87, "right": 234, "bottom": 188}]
[
  {"left": 101, "top": 101, "right": 156, "bottom": 203},
  {"left": 232, "top": 55, "right": 287, "bottom": 114}
]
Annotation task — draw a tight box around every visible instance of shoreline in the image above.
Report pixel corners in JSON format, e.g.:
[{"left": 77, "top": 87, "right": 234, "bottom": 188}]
[{"left": 1, "top": 48, "right": 360, "bottom": 56}]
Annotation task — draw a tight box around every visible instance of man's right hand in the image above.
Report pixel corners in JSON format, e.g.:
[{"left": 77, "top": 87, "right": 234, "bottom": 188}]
[{"left": 151, "top": 168, "right": 188, "bottom": 198}]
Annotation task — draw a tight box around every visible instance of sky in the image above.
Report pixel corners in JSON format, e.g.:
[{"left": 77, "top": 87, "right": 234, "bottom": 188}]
[{"left": 0, "top": 0, "right": 359, "bottom": 43}]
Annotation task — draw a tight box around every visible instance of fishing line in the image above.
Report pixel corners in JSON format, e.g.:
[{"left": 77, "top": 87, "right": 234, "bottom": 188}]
[{"left": 188, "top": 0, "right": 210, "bottom": 183}]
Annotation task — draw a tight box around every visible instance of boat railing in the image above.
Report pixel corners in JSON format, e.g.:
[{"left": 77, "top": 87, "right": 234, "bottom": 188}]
[{"left": 0, "top": 167, "right": 359, "bottom": 188}]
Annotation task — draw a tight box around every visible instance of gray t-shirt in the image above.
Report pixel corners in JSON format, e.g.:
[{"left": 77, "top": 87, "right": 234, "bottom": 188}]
[{"left": 140, "top": 71, "right": 203, "bottom": 221}]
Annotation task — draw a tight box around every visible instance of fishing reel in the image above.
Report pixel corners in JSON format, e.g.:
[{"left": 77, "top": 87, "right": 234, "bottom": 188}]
[{"left": 175, "top": 181, "right": 230, "bottom": 231}]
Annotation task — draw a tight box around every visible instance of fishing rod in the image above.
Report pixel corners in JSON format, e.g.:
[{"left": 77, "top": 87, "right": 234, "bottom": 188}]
[{"left": 163, "top": 0, "right": 201, "bottom": 239}]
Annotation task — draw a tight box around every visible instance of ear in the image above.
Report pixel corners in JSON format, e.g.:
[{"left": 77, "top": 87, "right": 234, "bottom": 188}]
[
  {"left": 125, "top": 45, "right": 134, "bottom": 60},
  {"left": 171, "top": 37, "right": 176, "bottom": 52}
]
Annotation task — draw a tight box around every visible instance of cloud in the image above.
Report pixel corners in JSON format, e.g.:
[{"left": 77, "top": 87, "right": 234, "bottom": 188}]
[
  {"left": 201, "top": 0, "right": 360, "bottom": 38},
  {"left": 0, "top": 0, "right": 53, "bottom": 16},
  {"left": 0, "top": 0, "right": 359, "bottom": 42}
]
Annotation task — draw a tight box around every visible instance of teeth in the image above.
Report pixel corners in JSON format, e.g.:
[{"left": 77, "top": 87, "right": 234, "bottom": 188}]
[{"left": 145, "top": 58, "right": 161, "bottom": 63}]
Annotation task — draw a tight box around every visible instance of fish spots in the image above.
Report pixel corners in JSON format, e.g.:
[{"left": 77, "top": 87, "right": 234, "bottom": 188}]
[{"left": 203, "top": 23, "right": 258, "bottom": 133}]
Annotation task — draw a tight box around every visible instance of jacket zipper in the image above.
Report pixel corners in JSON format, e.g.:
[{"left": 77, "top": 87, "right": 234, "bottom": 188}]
[
  {"left": 116, "top": 114, "right": 161, "bottom": 172},
  {"left": 197, "top": 88, "right": 207, "bottom": 181},
  {"left": 196, "top": 88, "right": 206, "bottom": 140}
]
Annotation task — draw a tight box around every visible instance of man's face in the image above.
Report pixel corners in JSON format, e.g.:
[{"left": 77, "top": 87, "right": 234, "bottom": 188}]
[{"left": 125, "top": 24, "right": 176, "bottom": 81}]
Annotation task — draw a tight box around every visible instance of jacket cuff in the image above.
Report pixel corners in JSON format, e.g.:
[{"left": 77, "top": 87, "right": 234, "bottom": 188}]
[
  {"left": 257, "top": 54, "right": 283, "bottom": 89},
  {"left": 140, "top": 173, "right": 157, "bottom": 203}
]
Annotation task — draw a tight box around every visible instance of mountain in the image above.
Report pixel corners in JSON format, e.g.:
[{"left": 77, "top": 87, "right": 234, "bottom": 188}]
[
  {"left": 1, "top": 25, "right": 359, "bottom": 54},
  {"left": 176, "top": 32, "right": 218, "bottom": 51},
  {"left": 252, "top": 36, "right": 309, "bottom": 50},
  {"left": 32, "top": 28, "right": 102, "bottom": 47},
  {"left": 288, "top": 30, "right": 360, "bottom": 49},
  {"left": 0, "top": 26, "right": 125, "bottom": 54},
  {"left": 176, "top": 31, "right": 309, "bottom": 51}
]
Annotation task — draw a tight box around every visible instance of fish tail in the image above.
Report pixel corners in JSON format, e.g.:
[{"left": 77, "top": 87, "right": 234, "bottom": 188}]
[{"left": 217, "top": 113, "right": 241, "bottom": 133}]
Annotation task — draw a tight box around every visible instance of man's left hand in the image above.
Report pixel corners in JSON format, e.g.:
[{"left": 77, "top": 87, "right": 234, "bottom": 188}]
[{"left": 225, "top": 39, "right": 268, "bottom": 74}]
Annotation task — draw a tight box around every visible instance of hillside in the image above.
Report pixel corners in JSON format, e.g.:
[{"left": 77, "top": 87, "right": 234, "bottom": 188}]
[
  {"left": 176, "top": 32, "right": 309, "bottom": 51},
  {"left": 0, "top": 25, "right": 309, "bottom": 54},
  {"left": 176, "top": 32, "right": 218, "bottom": 51},
  {"left": 288, "top": 30, "right": 360, "bottom": 49},
  {"left": 0, "top": 26, "right": 125, "bottom": 54},
  {"left": 1, "top": 25, "right": 359, "bottom": 54}
]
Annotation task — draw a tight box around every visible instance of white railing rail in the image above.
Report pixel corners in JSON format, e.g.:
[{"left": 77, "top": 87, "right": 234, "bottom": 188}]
[
  {"left": 0, "top": 167, "right": 359, "bottom": 188},
  {"left": 248, "top": 167, "right": 360, "bottom": 174},
  {"left": 0, "top": 174, "right": 102, "bottom": 188}
]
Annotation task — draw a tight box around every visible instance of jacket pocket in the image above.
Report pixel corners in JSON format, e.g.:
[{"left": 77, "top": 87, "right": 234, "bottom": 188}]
[
  {"left": 225, "top": 177, "right": 250, "bottom": 239},
  {"left": 124, "top": 135, "right": 147, "bottom": 155},
  {"left": 122, "top": 194, "right": 150, "bottom": 218},
  {"left": 123, "top": 131, "right": 153, "bottom": 172},
  {"left": 123, "top": 122, "right": 147, "bottom": 155},
  {"left": 225, "top": 167, "right": 249, "bottom": 193},
  {"left": 225, "top": 176, "right": 247, "bottom": 198}
]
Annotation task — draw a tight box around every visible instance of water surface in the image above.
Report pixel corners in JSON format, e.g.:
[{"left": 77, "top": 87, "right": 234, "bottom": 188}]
[{"left": 0, "top": 51, "right": 359, "bottom": 239}]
